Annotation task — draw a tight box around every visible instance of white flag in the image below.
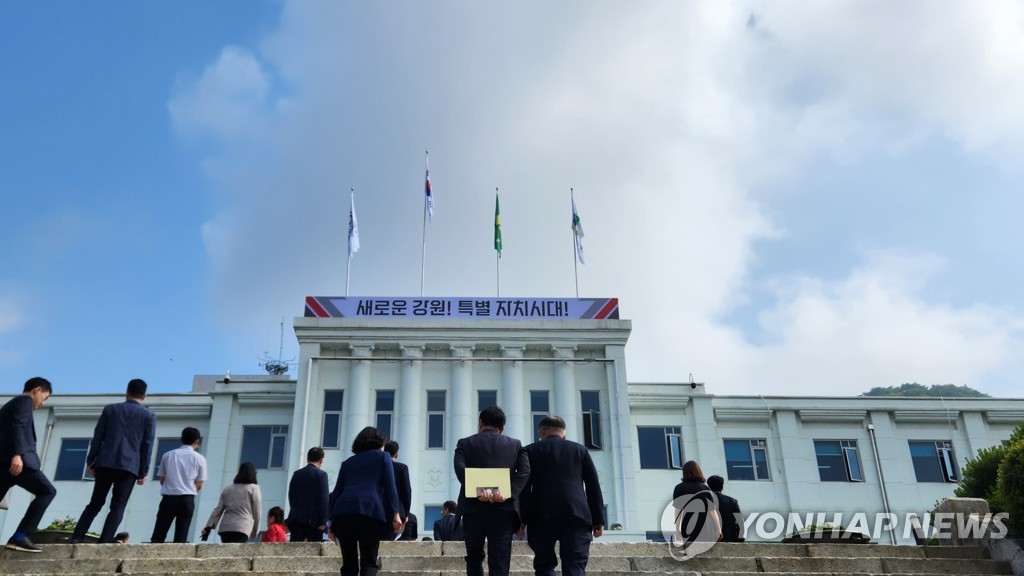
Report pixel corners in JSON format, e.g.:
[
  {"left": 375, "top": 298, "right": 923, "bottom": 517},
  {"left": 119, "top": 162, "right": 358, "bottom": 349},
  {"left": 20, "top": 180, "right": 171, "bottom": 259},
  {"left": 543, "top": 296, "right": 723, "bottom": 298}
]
[
  {"left": 571, "top": 194, "right": 585, "bottom": 265},
  {"left": 348, "top": 192, "right": 360, "bottom": 255}
]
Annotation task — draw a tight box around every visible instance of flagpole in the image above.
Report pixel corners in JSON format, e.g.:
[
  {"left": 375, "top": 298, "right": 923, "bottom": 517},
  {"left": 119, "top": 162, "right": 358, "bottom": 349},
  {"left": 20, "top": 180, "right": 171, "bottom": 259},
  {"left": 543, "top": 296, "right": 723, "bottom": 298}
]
[
  {"left": 571, "top": 188, "right": 579, "bottom": 298},
  {"left": 420, "top": 151, "right": 429, "bottom": 297},
  {"left": 346, "top": 188, "right": 356, "bottom": 297}
]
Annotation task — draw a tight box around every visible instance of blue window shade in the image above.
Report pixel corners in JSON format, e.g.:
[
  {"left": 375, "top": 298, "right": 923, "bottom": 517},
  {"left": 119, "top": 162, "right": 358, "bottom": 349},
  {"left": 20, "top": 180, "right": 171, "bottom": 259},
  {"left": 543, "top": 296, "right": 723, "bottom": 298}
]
[
  {"left": 530, "top": 391, "right": 549, "bottom": 412},
  {"left": 323, "top": 414, "right": 341, "bottom": 449},
  {"left": 324, "top": 390, "right": 344, "bottom": 411},
  {"left": 427, "top": 391, "right": 445, "bottom": 412},
  {"left": 377, "top": 414, "right": 393, "bottom": 440},
  {"left": 241, "top": 426, "right": 288, "bottom": 470},
  {"left": 241, "top": 427, "right": 272, "bottom": 469},
  {"left": 423, "top": 505, "right": 443, "bottom": 534},
  {"left": 154, "top": 438, "right": 180, "bottom": 476},
  {"left": 376, "top": 390, "right": 395, "bottom": 411},
  {"left": 55, "top": 438, "right": 90, "bottom": 481},
  {"left": 724, "top": 439, "right": 755, "bottom": 480},
  {"left": 814, "top": 441, "right": 846, "bottom": 481},
  {"left": 580, "top": 391, "right": 600, "bottom": 412},
  {"left": 910, "top": 441, "right": 957, "bottom": 482},
  {"left": 638, "top": 427, "right": 668, "bottom": 469},
  {"left": 428, "top": 414, "right": 444, "bottom": 448},
  {"left": 323, "top": 390, "right": 344, "bottom": 449},
  {"left": 478, "top": 391, "right": 497, "bottom": 413}
]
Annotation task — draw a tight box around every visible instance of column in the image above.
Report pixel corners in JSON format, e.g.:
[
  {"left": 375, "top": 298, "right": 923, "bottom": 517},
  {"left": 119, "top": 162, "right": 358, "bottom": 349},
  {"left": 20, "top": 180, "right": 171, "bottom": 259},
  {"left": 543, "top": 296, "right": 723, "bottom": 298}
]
[
  {"left": 553, "top": 346, "right": 579, "bottom": 437},
  {"left": 501, "top": 346, "right": 526, "bottom": 442},
  {"left": 450, "top": 345, "right": 476, "bottom": 444},
  {"left": 398, "top": 345, "right": 424, "bottom": 521},
  {"left": 344, "top": 345, "right": 374, "bottom": 452}
]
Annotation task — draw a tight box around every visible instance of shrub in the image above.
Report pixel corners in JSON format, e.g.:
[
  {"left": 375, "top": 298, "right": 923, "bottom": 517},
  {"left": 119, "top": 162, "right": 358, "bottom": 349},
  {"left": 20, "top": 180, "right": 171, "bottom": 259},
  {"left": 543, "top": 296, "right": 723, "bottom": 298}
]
[
  {"left": 997, "top": 440, "right": 1024, "bottom": 536},
  {"left": 43, "top": 516, "right": 77, "bottom": 531},
  {"left": 955, "top": 444, "right": 1007, "bottom": 513}
]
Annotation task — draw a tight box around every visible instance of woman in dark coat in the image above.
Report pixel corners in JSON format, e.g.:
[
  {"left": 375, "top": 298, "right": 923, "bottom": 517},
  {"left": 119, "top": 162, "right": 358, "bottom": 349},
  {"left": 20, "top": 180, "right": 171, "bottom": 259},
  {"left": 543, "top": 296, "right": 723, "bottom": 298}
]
[
  {"left": 672, "top": 460, "right": 722, "bottom": 541},
  {"left": 329, "top": 427, "right": 402, "bottom": 576}
]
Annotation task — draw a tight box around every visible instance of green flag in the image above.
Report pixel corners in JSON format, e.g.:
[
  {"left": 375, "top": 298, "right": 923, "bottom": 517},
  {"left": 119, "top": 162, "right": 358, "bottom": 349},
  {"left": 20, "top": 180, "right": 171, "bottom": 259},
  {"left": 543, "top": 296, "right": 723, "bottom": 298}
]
[{"left": 494, "top": 192, "right": 502, "bottom": 257}]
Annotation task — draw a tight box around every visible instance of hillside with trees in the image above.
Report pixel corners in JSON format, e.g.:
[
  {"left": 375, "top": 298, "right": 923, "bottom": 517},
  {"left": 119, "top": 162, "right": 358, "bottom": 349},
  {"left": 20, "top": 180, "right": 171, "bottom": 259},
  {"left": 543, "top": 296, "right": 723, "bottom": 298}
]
[{"left": 860, "top": 383, "right": 989, "bottom": 397}]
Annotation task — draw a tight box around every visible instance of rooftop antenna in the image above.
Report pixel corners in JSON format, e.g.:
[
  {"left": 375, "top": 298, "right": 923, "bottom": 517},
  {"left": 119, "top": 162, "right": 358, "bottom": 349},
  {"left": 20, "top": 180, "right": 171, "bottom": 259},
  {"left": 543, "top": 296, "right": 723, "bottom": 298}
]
[{"left": 259, "top": 317, "right": 295, "bottom": 376}]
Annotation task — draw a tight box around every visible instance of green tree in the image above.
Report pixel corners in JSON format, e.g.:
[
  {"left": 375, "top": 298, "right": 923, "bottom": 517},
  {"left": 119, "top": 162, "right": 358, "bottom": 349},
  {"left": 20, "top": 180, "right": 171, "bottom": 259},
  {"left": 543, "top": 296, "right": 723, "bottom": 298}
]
[
  {"left": 955, "top": 445, "right": 1007, "bottom": 513},
  {"left": 997, "top": 439, "right": 1024, "bottom": 535},
  {"left": 860, "top": 383, "right": 988, "bottom": 397}
]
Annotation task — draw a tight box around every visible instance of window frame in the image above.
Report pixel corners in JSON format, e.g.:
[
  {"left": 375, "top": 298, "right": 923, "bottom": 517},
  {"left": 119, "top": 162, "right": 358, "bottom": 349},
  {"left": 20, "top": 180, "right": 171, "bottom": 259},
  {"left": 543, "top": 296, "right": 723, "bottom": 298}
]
[
  {"left": 723, "top": 438, "right": 771, "bottom": 481},
  {"left": 581, "top": 391, "right": 602, "bottom": 450},
  {"left": 530, "top": 391, "right": 550, "bottom": 443},
  {"left": 814, "top": 439, "right": 864, "bottom": 482},
  {"left": 637, "top": 426, "right": 683, "bottom": 470},
  {"left": 240, "top": 425, "right": 289, "bottom": 470},
  {"left": 375, "top": 390, "right": 395, "bottom": 440},
  {"left": 55, "top": 438, "right": 94, "bottom": 481},
  {"left": 909, "top": 440, "right": 959, "bottom": 483},
  {"left": 322, "top": 390, "right": 344, "bottom": 450},
  {"left": 426, "top": 390, "right": 446, "bottom": 449}
]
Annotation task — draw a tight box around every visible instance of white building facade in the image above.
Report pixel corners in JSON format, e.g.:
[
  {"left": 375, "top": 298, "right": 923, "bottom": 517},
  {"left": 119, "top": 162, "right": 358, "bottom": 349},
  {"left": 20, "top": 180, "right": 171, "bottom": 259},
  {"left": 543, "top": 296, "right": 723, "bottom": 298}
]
[{"left": 2, "top": 297, "right": 1021, "bottom": 543}]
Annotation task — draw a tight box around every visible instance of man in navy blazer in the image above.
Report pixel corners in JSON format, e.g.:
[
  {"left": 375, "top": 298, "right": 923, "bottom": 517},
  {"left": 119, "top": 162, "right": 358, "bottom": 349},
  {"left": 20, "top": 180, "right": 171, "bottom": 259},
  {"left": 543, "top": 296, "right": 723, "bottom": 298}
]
[
  {"left": 72, "top": 378, "right": 156, "bottom": 544},
  {"left": 454, "top": 405, "right": 531, "bottom": 576},
  {"left": 384, "top": 440, "right": 412, "bottom": 539},
  {"left": 0, "top": 377, "right": 56, "bottom": 553},
  {"left": 521, "top": 416, "right": 604, "bottom": 576},
  {"left": 287, "top": 446, "right": 330, "bottom": 542}
]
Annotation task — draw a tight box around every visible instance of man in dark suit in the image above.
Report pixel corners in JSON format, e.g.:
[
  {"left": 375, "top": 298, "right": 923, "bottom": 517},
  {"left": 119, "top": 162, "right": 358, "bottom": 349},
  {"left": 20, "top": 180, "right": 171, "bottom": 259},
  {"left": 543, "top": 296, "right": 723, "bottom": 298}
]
[
  {"left": 521, "top": 416, "right": 604, "bottom": 576},
  {"left": 433, "top": 500, "right": 463, "bottom": 541},
  {"left": 287, "top": 446, "right": 330, "bottom": 542},
  {"left": 384, "top": 440, "right": 412, "bottom": 540},
  {"left": 454, "top": 405, "right": 531, "bottom": 576},
  {"left": 72, "top": 378, "right": 156, "bottom": 544},
  {"left": 707, "top": 475, "right": 743, "bottom": 542},
  {"left": 0, "top": 377, "right": 56, "bottom": 553}
]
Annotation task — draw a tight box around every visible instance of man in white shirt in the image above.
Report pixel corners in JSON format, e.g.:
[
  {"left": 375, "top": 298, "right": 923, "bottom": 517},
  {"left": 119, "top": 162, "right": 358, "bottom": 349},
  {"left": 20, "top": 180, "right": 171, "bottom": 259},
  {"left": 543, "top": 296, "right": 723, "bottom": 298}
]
[{"left": 150, "top": 427, "right": 207, "bottom": 543}]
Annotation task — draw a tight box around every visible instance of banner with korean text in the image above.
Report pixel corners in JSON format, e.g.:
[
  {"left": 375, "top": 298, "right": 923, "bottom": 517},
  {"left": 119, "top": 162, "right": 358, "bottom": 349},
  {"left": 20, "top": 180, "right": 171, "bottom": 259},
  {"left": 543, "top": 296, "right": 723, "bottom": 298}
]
[{"left": 304, "top": 296, "right": 619, "bottom": 320}]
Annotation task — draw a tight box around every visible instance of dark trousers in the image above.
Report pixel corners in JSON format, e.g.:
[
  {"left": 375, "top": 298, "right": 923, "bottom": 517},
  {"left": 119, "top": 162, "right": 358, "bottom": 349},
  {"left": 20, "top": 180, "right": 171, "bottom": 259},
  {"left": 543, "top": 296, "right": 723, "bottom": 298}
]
[
  {"left": 73, "top": 467, "right": 138, "bottom": 543},
  {"left": 150, "top": 494, "right": 195, "bottom": 543},
  {"left": 527, "top": 517, "right": 593, "bottom": 576},
  {"left": 0, "top": 467, "right": 56, "bottom": 537},
  {"left": 219, "top": 531, "right": 248, "bottom": 543},
  {"left": 462, "top": 510, "right": 519, "bottom": 576},
  {"left": 288, "top": 522, "right": 324, "bottom": 542},
  {"left": 334, "top": 514, "right": 385, "bottom": 576}
]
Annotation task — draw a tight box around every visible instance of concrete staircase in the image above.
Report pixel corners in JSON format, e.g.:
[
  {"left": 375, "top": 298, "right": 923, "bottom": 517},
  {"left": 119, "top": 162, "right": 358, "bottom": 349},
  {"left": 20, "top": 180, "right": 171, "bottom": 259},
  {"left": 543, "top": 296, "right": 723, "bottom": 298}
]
[{"left": 0, "top": 540, "right": 1013, "bottom": 576}]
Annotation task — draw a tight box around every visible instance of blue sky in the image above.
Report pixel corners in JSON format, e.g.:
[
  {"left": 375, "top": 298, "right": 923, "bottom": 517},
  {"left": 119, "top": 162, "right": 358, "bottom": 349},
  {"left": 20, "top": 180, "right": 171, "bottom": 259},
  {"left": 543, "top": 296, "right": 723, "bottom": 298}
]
[{"left": 3, "top": 1, "right": 1024, "bottom": 397}]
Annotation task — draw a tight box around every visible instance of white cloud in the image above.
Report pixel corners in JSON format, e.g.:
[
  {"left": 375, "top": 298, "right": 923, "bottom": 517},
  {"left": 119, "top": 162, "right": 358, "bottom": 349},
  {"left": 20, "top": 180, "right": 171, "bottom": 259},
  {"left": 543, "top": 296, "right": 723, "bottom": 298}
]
[
  {"left": 168, "top": 46, "right": 270, "bottom": 140},
  {"left": 175, "top": 1, "right": 1024, "bottom": 396}
]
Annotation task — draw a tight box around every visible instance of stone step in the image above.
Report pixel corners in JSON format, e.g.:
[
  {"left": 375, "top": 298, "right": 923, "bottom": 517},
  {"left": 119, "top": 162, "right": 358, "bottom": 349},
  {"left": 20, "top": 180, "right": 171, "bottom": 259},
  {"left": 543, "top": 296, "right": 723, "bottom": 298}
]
[{"left": 1, "top": 555, "right": 1010, "bottom": 576}]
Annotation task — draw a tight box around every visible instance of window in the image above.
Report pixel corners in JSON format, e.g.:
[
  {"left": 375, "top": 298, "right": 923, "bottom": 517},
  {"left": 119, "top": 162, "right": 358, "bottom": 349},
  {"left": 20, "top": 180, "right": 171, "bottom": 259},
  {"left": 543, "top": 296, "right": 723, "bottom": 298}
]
[
  {"left": 241, "top": 426, "right": 288, "bottom": 469},
  {"left": 154, "top": 437, "right": 181, "bottom": 475},
  {"left": 724, "top": 439, "right": 771, "bottom": 481},
  {"left": 581, "top": 391, "right": 602, "bottom": 450},
  {"left": 427, "top": 391, "right": 446, "bottom": 449},
  {"left": 530, "top": 391, "right": 550, "bottom": 442},
  {"left": 376, "top": 390, "right": 395, "bottom": 439},
  {"left": 478, "top": 390, "right": 497, "bottom": 414},
  {"left": 814, "top": 440, "right": 863, "bottom": 482},
  {"left": 424, "top": 505, "right": 443, "bottom": 534},
  {"left": 909, "top": 441, "right": 959, "bottom": 482},
  {"left": 55, "top": 438, "right": 93, "bottom": 481},
  {"left": 323, "top": 390, "right": 344, "bottom": 449},
  {"left": 637, "top": 427, "right": 682, "bottom": 469}
]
